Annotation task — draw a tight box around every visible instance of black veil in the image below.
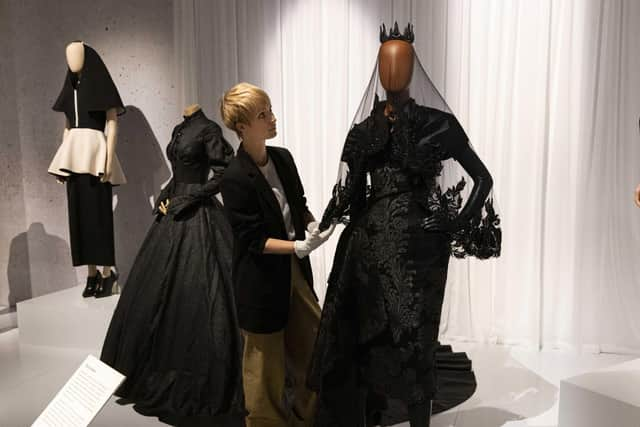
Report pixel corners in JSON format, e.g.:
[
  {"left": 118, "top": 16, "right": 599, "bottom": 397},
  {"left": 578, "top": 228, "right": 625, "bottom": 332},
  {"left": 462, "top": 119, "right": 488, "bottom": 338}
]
[
  {"left": 53, "top": 43, "right": 125, "bottom": 116},
  {"left": 320, "top": 25, "right": 501, "bottom": 259}
]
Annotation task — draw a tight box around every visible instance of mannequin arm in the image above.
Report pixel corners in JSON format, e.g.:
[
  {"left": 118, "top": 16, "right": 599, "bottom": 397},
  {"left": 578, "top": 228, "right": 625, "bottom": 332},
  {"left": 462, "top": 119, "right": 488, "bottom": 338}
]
[
  {"left": 102, "top": 107, "right": 118, "bottom": 183},
  {"left": 56, "top": 119, "right": 72, "bottom": 184},
  {"left": 454, "top": 144, "right": 493, "bottom": 222},
  {"left": 424, "top": 141, "right": 493, "bottom": 232}
]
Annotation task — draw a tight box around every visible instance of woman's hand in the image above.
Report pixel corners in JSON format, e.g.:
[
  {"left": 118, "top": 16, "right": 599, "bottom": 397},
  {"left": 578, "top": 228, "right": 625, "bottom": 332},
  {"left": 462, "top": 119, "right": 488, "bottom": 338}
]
[
  {"left": 294, "top": 223, "right": 336, "bottom": 258},
  {"left": 635, "top": 184, "right": 640, "bottom": 208}
]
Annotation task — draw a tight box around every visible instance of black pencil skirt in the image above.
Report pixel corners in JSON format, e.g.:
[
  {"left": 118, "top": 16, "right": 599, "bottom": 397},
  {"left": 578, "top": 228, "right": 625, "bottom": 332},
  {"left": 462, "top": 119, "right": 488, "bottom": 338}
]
[{"left": 66, "top": 174, "right": 115, "bottom": 267}]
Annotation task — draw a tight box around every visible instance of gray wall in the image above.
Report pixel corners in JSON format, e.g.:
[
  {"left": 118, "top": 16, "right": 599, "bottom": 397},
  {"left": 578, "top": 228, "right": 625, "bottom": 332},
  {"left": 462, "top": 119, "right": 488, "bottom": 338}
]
[{"left": 0, "top": 0, "right": 178, "bottom": 308}]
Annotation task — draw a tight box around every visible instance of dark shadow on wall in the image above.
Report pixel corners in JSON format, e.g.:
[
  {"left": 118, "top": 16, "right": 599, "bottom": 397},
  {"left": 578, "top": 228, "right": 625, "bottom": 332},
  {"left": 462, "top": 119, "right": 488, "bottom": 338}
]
[
  {"left": 0, "top": 0, "right": 28, "bottom": 309},
  {"left": 7, "top": 231, "right": 30, "bottom": 306},
  {"left": 7, "top": 222, "right": 77, "bottom": 306},
  {"left": 113, "top": 105, "right": 170, "bottom": 285}
]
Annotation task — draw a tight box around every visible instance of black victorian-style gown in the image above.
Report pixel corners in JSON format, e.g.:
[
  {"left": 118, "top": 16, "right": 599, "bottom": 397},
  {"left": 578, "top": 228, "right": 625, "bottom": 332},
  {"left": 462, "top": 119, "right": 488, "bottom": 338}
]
[
  {"left": 101, "top": 110, "right": 245, "bottom": 426},
  {"left": 309, "top": 99, "right": 501, "bottom": 426}
]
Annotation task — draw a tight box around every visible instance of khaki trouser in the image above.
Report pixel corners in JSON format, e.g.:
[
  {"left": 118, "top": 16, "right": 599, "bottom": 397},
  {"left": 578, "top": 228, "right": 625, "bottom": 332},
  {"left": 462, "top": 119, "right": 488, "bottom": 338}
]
[{"left": 242, "top": 256, "right": 321, "bottom": 427}]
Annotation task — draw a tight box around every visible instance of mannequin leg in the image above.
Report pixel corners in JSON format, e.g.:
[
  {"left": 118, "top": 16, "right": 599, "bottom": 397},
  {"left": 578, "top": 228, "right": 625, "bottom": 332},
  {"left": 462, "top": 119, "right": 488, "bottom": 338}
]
[
  {"left": 102, "top": 266, "right": 112, "bottom": 277},
  {"left": 408, "top": 401, "right": 432, "bottom": 427},
  {"left": 88, "top": 265, "right": 97, "bottom": 277}
]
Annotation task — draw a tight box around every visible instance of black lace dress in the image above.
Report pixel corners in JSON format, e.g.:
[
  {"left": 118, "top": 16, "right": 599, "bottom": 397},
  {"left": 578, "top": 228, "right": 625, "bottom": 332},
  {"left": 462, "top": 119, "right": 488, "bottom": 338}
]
[
  {"left": 100, "top": 110, "right": 245, "bottom": 426},
  {"left": 309, "top": 99, "right": 501, "bottom": 426}
]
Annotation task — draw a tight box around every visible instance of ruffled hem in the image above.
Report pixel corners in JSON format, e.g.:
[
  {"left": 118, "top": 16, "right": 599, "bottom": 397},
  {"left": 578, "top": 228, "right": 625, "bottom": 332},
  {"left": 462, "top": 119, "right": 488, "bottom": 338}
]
[
  {"left": 48, "top": 128, "right": 126, "bottom": 185},
  {"left": 451, "top": 197, "right": 502, "bottom": 259},
  {"left": 427, "top": 177, "right": 501, "bottom": 259}
]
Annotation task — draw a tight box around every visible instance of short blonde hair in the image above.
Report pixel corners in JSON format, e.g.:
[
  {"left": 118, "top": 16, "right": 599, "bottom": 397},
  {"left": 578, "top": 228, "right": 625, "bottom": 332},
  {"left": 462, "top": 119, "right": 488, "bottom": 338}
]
[{"left": 220, "top": 82, "right": 271, "bottom": 137}]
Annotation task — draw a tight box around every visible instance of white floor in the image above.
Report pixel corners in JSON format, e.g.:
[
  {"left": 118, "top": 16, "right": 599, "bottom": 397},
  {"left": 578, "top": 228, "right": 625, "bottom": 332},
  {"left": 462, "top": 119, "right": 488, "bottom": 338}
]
[{"left": 0, "top": 327, "right": 634, "bottom": 427}]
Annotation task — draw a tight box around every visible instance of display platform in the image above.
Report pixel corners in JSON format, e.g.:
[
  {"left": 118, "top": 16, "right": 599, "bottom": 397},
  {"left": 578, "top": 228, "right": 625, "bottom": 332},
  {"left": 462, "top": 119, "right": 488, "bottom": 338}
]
[
  {"left": 558, "top": 357, "right": 640, "bottom": 427},
  {"left": 0, "top": 305, "right": 18, "bottom": 331},
  {"left": 17, "top": 285, "right": 119, "bottom": 352}
]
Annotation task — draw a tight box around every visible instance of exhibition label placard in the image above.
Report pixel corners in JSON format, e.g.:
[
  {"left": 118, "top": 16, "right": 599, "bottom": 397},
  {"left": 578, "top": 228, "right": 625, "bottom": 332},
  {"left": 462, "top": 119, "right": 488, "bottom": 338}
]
[{"left": 32, "top": 355, "right": 125, "bottom": 427}]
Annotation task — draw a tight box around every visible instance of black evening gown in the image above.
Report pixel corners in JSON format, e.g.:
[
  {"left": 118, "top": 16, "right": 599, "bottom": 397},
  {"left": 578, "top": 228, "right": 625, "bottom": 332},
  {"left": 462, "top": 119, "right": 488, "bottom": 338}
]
[
  {"left": 100, "top": 110, "right": 245, "bottom": 426},
  {"left": 309, "top": 99, "right": 501, "bottom": 426}
]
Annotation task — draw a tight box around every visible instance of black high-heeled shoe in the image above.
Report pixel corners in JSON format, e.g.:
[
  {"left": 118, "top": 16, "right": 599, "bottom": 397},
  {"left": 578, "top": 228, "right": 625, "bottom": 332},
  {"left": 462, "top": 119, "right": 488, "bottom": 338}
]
[
  {"left": 95, "top": 270, "right": 119, "bottom": 298},
  {"left": 82, "top": 272, "right": 102, "bottom": 298}
]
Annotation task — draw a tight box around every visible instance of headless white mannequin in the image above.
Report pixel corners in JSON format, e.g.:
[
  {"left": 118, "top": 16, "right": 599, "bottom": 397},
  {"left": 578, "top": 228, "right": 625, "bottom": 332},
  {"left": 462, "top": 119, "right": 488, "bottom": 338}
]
[{"left": 63, "top": 41, "right": 118, "bottom": 279}]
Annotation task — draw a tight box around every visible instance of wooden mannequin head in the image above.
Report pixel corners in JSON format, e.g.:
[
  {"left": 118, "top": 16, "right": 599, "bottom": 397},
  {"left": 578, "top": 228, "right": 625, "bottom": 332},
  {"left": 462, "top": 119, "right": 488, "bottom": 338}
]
[
  {"left": 66, "top": 41, "right": 85, "bottom": 73},
  {"left": 183, "top": 104, "right": 202, "bottom": 117},
  {"left": 378, "top": 40, "right": 414, "bottom": 93}
]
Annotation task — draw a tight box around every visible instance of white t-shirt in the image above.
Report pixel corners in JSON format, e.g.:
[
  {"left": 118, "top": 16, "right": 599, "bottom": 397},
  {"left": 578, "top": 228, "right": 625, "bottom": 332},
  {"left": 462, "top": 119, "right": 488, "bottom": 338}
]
[{"left": 258, "top": 156, "right": 296, "bottom": 240}]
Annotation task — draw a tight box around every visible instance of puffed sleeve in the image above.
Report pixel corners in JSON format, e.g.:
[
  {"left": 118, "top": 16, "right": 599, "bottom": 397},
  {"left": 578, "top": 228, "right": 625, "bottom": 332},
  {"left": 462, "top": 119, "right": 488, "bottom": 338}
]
[
  {"left": 204, "top": 122, "right": 234, "bottom": 186},
  {"left": 167, "top": 123, "right": 233, "bottom": 218}
]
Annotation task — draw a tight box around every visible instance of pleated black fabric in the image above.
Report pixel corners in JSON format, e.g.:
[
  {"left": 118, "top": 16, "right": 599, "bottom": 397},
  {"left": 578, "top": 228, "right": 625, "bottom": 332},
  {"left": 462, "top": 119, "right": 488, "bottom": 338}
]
[
  {"left": 100, "top": 111, "right": 244, "bottom": 426},
  {"left": 66, "top": 174, "right": 114, "bottom": 266},
  {"left": 101, "top": 190, "right": 244, "bottom": 425}
]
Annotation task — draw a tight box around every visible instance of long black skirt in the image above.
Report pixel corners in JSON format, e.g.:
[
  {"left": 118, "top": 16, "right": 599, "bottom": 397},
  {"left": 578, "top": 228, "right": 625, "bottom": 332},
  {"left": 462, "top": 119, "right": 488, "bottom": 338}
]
[
  {"left": 309, "top": 194, "right": 477, "bottom": 426},
  {"left": 66, "top": 174, "right": 115, "bottom": 266},
  {"left": 100, "top": 187, "right": 245, "bottom": 426}
]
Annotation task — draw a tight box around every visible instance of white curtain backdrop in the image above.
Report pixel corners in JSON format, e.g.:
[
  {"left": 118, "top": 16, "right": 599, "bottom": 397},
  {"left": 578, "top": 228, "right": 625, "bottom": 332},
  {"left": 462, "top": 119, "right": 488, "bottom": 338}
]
[{"left": 173, "top": 0, "right": 640, "bottom": 354}]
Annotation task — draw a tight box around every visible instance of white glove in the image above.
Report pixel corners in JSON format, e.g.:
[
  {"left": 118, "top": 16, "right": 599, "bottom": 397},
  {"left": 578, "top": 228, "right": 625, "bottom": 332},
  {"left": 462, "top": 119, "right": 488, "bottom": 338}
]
[
  {"left": 294, "top": 230, "right": 320, "bottom": 259},
  {"left": 294, "top": 223, "right": 336, "bottom": 258},
  {"left": 306, "top": 221, "right": 319, "bottom": 234},
  {"left": 314, "top": 223, "right": 336, "bottom": 243}
]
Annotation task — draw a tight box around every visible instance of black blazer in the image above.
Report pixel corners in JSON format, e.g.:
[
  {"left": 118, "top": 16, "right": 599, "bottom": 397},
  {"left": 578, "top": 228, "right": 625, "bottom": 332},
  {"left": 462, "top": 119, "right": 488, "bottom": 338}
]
[{"left": 220, "top": 144, "right": 316, "bottom": 333}]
